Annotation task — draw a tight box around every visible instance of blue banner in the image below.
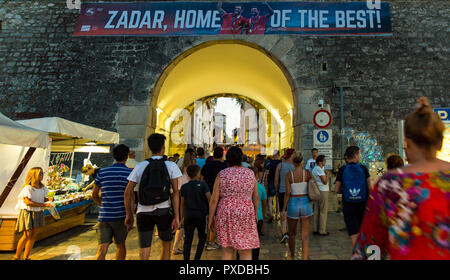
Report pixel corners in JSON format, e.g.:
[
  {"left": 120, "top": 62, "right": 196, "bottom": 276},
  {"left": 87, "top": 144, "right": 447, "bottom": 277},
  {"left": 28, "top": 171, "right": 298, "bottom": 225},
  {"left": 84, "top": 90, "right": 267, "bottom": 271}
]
[{"left": 74, "top": 1, "right": 392, "bottom": 36}]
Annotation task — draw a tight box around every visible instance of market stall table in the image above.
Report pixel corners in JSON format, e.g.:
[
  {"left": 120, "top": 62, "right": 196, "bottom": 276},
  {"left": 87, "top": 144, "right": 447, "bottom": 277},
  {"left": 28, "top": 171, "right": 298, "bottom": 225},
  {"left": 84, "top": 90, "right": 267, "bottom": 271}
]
[{"left": 0, "top": 117, "right": 119, "bottom": 250}]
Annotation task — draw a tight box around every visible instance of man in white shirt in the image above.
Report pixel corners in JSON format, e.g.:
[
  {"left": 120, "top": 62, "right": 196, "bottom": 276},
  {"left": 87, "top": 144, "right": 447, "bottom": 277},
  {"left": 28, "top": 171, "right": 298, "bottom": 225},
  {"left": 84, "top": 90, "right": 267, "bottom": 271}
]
[
  {"left": 124, "top": 133, "right": 182, "bottom": 260},
  {"left": 311, "top": 155, "right": 330, "bottom": 236},
  {"left": 305, "top": 148, "right": 319, "bottom": 172}
]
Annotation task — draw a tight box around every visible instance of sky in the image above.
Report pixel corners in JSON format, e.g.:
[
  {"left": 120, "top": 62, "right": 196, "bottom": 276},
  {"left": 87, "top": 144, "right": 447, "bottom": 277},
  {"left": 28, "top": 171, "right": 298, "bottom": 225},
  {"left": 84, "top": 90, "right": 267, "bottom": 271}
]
[{"left": 214, "top": 97, "right": 241, "bottom": 138}]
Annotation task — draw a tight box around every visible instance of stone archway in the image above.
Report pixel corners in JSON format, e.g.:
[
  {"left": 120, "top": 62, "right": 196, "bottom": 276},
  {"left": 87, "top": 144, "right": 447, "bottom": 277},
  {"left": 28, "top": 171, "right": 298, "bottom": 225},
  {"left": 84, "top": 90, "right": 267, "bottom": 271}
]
[
  {"left": 116, "top": 38, "right": 321, "bottom": 161},
  {"left": 147, "top": 40, "right": 297, "bottom": 157}
]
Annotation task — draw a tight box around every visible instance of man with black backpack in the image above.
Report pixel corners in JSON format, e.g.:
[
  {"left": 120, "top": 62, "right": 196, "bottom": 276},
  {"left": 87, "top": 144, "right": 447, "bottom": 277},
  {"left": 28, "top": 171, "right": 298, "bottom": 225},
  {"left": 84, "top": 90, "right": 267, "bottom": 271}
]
[
  {"left": 124, "top": 133, "right": 182, "bottom": 260},
  {"left": 334, "top": 146, "right": 372, "bottom": 249}
]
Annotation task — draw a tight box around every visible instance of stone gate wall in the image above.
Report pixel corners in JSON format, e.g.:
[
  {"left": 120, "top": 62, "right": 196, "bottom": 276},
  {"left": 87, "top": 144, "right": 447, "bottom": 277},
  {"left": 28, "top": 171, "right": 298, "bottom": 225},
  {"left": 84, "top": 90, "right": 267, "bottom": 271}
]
[{"left": 0, "top": 0, "right": 449, "bottom": 166}]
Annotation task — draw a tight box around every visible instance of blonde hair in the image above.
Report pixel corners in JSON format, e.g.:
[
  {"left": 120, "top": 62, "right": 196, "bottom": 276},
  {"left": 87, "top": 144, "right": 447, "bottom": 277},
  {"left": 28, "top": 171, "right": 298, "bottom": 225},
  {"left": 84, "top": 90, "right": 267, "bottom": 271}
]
[
  {"left": 181, "top": 151, "right": 196, "bottom": 172},
  {"left": 81, "top": 164, "right": 94, "bottom": 174},
  {"left": 404, "top": 96, "right": 444, "bottom": 150},
  {"left": 23, "top": 167, "right": 43, "bottom": 188},
  {"left": 292, "top": 151, "right": 304, "bottom": 164}
]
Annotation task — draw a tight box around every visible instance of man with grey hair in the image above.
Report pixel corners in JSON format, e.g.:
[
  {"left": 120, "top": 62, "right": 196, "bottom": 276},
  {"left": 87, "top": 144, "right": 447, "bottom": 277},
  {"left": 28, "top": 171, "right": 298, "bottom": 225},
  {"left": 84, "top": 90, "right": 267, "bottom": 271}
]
[{"left": 126, "top": 150, "right": 139, "bottom": 169}]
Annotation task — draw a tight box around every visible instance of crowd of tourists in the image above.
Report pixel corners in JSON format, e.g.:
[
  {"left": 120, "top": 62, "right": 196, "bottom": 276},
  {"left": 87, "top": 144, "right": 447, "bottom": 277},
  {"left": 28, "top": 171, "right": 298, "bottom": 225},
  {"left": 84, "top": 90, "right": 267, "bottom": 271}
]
[{"left": 12, "top": 96, "right": 449, "bottom": 260}]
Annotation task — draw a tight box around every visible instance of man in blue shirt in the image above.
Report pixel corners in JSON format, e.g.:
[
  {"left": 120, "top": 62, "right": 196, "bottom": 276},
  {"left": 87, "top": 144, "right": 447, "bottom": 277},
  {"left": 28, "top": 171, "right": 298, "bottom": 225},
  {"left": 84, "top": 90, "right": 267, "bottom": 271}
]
[
  {"left": 92, "top": 144, "right": 132, "bottom": 260},
  {"left": 334, "top": 146, "right": 371, "bottom": 248}
]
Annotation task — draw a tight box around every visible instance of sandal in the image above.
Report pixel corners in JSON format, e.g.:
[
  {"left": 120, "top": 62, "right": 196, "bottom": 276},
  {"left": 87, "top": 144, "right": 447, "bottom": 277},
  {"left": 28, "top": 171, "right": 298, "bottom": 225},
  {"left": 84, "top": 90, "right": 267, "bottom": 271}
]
[{"left": 173, "top": 248, "right": 183, "bottom": 255}]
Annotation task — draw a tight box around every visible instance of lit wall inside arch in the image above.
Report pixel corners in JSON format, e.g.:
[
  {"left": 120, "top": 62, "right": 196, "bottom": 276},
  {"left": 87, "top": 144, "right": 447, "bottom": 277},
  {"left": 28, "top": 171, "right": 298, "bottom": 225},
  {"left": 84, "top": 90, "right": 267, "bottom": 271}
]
[{"left": 152, "top": 41, "right": 295, "bottom": 155}]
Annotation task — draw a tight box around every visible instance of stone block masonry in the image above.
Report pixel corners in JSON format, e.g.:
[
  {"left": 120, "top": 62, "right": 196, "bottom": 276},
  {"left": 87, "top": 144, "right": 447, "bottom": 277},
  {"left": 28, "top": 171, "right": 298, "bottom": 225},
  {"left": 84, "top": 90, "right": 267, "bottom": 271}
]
[{"left": 0, "top": 0, "right": 449, "bottom": 165}]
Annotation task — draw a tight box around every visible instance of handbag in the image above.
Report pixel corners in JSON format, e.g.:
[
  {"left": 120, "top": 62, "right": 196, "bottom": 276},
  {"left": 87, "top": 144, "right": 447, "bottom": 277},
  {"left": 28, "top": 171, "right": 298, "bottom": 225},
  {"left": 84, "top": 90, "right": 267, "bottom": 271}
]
[{"left": 307, "top": 177, "right": 321, "bottom": 201}]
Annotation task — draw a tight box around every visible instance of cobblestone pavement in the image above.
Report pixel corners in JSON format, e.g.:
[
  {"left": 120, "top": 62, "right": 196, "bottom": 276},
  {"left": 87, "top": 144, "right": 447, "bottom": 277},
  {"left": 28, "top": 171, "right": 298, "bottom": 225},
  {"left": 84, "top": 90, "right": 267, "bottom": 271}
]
[{"left": 0, "top": 208, "right": 353, "bottom": 260}]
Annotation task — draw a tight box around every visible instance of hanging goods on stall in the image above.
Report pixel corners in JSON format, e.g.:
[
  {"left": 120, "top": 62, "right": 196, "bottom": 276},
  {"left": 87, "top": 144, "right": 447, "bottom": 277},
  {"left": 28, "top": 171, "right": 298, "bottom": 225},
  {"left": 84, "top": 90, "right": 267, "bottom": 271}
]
[
  {"left": 139, "top": 158, "right": 171, "bottom": 206},
  {"left": 50, "top": 152, "right": 72, "bottom": 166}
]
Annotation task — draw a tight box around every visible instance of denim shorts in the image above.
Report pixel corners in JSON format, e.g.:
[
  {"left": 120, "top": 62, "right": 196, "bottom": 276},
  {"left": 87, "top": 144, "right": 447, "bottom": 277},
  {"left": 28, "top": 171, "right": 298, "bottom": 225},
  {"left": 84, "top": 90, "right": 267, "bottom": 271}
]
[{"left": 286, "top": 196, "right": 313, "bottom": 219}]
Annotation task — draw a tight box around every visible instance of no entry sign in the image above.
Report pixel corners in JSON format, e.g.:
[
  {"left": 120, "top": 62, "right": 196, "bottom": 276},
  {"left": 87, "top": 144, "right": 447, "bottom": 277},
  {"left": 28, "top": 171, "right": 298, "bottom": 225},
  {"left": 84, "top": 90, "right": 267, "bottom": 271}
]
[{"left": 313, "top": 109, "right": 332, "bottom": 129}]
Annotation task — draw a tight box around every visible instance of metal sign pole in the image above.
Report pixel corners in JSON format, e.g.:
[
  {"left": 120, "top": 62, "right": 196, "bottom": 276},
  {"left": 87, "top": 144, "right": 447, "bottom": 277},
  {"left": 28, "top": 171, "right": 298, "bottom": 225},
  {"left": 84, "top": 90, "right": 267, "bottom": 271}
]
[
  {"left": 69, "top": 152, "right": 75, "bottom": 180},
  {"left": 340, "top": 86, "right": 344, "bottom": 160}
]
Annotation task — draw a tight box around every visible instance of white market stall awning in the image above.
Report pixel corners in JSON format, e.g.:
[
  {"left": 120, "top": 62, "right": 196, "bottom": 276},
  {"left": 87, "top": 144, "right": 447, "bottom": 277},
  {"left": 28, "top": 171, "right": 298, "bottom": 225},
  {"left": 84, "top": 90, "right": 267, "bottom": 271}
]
[
  {"left": 0, "top": 112, "right": 49, "bottom": 148},
  {"left": 17, "top": 117, "right": 119, "bottom": 152},
  {"left": 0, "top": 113, "right": 51, "bottom": 218}
]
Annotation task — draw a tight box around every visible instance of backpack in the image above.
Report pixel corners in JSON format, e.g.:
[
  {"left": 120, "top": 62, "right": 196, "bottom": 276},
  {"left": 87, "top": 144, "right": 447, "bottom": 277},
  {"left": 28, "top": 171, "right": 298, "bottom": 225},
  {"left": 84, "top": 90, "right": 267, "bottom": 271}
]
[
  {"left": 341, "top": 163, "right": 368, "bottom": 203},
  {"left": 138, "top": 158, "right": 171, "bottom": 206}
]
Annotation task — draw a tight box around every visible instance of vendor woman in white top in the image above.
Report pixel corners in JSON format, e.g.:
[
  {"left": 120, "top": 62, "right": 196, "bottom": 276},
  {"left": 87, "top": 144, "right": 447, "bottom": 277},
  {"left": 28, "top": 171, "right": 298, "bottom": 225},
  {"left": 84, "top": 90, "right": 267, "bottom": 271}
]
[
  {"left": 81, "top": 164, "right": 101, "bottom": 192},
  {"left": 14, "top": 167, "right": 52, "bottom": 260}
]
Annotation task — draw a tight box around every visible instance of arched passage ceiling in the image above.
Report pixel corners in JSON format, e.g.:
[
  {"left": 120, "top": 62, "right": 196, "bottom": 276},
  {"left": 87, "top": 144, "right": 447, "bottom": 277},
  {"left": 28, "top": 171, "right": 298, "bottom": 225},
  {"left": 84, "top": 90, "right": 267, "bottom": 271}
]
[{"left": 155, "top": 42, "right": 294, "bottom": 145}]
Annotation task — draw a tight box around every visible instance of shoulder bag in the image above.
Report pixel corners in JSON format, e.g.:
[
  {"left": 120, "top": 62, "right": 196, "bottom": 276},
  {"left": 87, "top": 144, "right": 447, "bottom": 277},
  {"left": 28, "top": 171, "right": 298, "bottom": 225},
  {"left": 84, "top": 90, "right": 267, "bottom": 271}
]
[{"left": 307, "top": 170, "right": 321, "bottom": 201}]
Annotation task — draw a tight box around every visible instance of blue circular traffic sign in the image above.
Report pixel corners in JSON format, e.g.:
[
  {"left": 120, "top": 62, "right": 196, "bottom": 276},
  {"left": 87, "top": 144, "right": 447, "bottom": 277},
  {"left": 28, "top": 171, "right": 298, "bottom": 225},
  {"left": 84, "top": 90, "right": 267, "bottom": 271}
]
[{"left": 317, "top": 130, "right": 329, "bottom": 143}]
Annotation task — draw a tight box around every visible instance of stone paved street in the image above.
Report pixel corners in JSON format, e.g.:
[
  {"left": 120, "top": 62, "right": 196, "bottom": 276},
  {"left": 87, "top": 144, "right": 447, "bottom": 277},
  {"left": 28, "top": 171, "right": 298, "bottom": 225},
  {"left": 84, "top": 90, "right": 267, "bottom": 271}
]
[{"left": 0, "top": 202, "right": 353, "bottom": 260}]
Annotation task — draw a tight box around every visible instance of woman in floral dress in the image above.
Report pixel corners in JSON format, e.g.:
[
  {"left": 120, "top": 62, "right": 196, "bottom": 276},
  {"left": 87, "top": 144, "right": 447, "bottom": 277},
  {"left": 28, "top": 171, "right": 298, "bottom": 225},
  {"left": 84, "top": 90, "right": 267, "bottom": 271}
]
[
  {"left": 353, "top": 97, "right": 449, "bottom": 260},
  {"left": 208, "top": 146, "right": 260, "bottom": 260}
]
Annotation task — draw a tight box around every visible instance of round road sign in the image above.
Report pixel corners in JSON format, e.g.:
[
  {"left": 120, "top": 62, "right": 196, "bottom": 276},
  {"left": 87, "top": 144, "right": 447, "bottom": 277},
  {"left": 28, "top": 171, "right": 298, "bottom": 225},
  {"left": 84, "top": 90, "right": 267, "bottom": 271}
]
[{"left": 313, "top": 109, "right": 332, "bottom": 129}]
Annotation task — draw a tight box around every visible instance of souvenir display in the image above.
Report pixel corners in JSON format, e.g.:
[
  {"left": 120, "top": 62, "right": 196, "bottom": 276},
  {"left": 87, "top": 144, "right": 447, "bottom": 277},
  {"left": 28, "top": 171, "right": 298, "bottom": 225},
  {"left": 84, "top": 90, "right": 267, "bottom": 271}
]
[{"left": 46, "top": 163, "right": 93, "bottom": 208}]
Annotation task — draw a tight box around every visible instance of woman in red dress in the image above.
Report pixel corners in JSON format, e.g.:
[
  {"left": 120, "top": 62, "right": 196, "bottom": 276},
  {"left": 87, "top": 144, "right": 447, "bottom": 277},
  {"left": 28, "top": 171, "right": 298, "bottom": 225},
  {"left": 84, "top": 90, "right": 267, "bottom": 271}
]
[
  {"left": 353, "top": 97, "right": 449, "bottom": 260},
  {"left": 208, "top": 146, "right": 260, "bottom": 260}
]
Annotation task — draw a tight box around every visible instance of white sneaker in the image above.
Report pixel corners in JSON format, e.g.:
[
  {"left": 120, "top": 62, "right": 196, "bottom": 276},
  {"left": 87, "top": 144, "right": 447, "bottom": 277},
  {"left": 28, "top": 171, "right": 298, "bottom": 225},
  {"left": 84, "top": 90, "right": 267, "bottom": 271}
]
[{"left": 206, "top": 242, "right": 220, "bottom": 250}]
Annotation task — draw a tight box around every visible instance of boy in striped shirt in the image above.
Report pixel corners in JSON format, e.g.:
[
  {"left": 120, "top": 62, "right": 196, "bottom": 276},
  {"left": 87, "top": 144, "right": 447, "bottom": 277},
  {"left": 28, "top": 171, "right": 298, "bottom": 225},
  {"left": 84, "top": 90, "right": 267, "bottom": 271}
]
[{"left": 92, "top": 144, "right": 132, "bottom": 260}]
